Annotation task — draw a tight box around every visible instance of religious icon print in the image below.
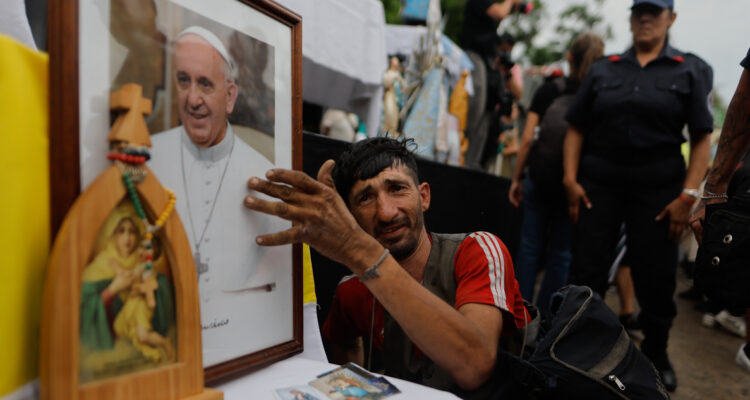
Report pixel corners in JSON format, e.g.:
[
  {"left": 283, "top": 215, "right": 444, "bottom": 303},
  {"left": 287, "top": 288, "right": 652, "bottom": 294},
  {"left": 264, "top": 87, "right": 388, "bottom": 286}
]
[{"left": 79, "top": 199, "right": 177, "bottom": 383}]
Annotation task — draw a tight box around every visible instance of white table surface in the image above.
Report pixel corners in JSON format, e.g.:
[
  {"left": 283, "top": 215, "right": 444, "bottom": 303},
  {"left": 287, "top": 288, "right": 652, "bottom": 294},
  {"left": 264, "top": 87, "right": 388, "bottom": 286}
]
[{"left": 213, "top": 355, "right": 460, "bottom": 399}]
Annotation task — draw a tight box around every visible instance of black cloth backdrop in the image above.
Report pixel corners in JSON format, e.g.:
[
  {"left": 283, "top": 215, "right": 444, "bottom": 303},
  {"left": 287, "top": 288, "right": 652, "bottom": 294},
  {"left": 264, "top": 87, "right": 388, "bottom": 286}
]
[{"left": 301, "top": 132, "right": 522, "bottom": 331}]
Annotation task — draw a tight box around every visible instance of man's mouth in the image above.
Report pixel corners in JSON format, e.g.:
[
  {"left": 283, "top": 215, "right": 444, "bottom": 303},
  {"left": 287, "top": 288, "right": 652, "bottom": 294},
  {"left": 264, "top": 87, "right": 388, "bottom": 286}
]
[
  {"left": 188, "top": 110, "right": 208, "bottom": 120},
  {"left": 376, "top": 221, "right": 408, "bottom": 240}
]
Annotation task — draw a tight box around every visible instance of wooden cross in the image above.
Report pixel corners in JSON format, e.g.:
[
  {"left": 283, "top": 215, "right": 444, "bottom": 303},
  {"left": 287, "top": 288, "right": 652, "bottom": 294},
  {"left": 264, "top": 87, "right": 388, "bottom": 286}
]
[{"left": 108, "top": 83, "right": 153, "bottom": 147}]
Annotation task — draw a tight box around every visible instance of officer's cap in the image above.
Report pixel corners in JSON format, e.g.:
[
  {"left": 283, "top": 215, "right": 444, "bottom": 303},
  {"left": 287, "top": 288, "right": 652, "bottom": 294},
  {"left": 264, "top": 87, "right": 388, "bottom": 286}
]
[{"left": 631, "top": 0, "right": 673, "bottom": 10}]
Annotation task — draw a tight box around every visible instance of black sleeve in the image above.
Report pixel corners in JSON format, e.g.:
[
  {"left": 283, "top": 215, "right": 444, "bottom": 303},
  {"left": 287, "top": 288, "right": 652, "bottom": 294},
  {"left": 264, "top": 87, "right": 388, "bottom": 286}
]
[
  {"left": 741, "top": 47, "right": 750, "bottom": 70},
  {"left": 687, "top": 58, "right": 715, "bottom": 140},
  {"left": 529, "top": 80, "right": 561, "bottom": 119},
  {"left": 565, "top": 62, "right": 600, "bottom": 130}
]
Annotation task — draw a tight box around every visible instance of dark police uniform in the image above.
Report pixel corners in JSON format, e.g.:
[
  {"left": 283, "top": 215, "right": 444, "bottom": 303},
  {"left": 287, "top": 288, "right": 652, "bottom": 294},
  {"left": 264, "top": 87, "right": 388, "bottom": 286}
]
[{"left": 564, "top": 42, "right": 713, "bottom": 360}]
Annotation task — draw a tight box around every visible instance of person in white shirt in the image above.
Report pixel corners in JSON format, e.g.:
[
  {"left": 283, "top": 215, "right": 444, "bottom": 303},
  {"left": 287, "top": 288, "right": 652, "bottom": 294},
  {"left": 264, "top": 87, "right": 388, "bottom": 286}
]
[{"left": 148, "top": 26, "right": 291, "bottom": 367}]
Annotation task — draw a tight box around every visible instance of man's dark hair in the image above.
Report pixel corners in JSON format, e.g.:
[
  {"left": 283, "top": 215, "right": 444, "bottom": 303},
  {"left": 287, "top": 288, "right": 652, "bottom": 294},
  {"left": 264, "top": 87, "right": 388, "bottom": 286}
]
[{"left": 333, "top": 137, "right": 419, "bottom": 205}]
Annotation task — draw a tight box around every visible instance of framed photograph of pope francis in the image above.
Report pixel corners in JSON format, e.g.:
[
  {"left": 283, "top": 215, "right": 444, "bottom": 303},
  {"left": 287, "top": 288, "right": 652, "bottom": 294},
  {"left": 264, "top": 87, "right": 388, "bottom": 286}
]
[{"left": 48, "top": 0, "right": 303, "bottom": 385}]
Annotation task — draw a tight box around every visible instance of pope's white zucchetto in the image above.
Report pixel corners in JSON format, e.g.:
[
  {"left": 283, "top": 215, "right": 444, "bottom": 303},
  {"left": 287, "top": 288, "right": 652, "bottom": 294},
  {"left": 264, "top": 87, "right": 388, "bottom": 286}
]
[{"left": 175, "top": 25, "right": 236, "bottom": 80}]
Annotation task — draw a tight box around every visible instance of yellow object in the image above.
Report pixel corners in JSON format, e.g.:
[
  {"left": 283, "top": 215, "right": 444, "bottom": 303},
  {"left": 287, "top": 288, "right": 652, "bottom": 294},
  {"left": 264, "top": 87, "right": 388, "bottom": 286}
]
[
  {"left": 449, "top": 70, "right": 470, "bottom": 132},
  {"left": 0, "top": 34, "right": 49, "bottom": 396},
  {"left": 302, "top": 244, "right": 316, "bottom": 304}
]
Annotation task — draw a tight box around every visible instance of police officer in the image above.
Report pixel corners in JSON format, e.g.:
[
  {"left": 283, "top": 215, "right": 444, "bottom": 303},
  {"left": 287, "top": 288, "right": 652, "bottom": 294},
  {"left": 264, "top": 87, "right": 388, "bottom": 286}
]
[{"left": 561, "top": 0, "right": 713, "bottom": 392}]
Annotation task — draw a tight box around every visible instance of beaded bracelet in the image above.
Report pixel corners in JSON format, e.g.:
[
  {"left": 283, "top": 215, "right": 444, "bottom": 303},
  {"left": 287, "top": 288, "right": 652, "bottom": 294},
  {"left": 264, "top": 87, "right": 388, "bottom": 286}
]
[
  {"left": 701, "top": 193, "right": 729, "bottom": 200},
  {"left": 360, "top": 248, "right": 390, "bottom": 282}
]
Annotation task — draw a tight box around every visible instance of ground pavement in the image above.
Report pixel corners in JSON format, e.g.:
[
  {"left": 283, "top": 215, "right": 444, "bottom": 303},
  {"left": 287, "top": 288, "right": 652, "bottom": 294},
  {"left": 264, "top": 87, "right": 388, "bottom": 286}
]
[{"left": 603, "top": 268, "right": 750, "bottom": 399}]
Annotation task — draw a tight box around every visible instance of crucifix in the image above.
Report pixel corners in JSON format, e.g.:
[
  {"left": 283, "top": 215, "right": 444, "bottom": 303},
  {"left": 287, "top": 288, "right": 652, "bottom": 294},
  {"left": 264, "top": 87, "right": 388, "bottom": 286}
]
[
  {"left": 108, "top": 83, "right": 153, "bottom": 146},
  {"left": 195, "top": 253, "right": 209, "bottom": 276}
]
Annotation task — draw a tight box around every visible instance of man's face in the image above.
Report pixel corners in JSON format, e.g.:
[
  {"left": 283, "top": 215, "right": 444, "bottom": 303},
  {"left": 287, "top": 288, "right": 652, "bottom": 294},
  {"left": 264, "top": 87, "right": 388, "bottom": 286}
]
[
  {"left": 347, "top": 163, "right": 430, "bottom": 260},
  {"left": 174, "top": 35, "right": 238, "bottom": 147},
  {"left": 630, "top": 5, "right": 675, "bottom": 47}
]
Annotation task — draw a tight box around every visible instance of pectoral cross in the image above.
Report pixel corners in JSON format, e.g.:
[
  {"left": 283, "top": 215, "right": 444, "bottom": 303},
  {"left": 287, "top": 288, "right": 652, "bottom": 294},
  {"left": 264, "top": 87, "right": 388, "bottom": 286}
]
[{"left": 194, "top": 251, "right": 209, "bottom": 276}]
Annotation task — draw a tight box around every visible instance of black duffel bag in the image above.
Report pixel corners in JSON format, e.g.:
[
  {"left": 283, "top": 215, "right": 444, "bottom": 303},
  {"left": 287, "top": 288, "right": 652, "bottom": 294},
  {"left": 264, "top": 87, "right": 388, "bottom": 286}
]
[
  {"left": 695, "top": 188, "right": 750, "bottom": 313},
  {"left": 493, "top": 285, "right": 670, "bottom": 399}
]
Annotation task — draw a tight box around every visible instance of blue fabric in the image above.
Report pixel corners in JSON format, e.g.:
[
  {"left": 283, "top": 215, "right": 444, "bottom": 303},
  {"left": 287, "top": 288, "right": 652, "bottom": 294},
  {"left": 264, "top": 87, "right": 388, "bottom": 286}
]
[
  {"left": 402, "top": 0, "right": 430, "bottom": 22},
  {"left": 515, "top": 176, "right": 572, "bottom": 313},
  {"left": 402, "top": 68, "right": 443, "bottom": 159}
]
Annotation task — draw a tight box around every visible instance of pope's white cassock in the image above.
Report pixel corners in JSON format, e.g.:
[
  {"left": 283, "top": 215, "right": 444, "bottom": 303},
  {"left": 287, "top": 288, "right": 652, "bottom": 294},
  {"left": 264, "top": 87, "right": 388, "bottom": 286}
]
[{"left": 149, "top": 123, "right": 293, "bottom": 367}]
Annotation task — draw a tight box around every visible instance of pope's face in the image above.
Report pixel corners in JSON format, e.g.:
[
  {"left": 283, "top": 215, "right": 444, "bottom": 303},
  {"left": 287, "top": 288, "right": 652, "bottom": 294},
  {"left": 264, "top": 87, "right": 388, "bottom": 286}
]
[{"left": 174, "top": 35, "right": 238, "bottom": 148}]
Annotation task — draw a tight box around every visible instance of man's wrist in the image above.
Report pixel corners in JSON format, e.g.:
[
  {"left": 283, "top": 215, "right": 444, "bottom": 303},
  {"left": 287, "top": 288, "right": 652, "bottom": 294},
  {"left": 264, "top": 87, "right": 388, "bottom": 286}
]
[
  {"left": 678, "top": 192, "right": 697, "bottom": 206},
  {"left": 345, "top": 234, "right": 387, "bottom": 276}
]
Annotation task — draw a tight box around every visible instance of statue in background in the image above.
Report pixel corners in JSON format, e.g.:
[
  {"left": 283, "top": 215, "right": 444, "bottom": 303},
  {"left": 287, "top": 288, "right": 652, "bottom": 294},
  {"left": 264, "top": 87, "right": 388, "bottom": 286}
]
[{"left": 381, "top": 56, "right": 405, "bottom": 137}]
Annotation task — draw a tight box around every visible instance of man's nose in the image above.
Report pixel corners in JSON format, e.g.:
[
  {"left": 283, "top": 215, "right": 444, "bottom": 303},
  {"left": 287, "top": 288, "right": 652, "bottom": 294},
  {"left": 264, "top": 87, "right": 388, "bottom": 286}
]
[
  {"left": 375, "top": 193, "right": 399, "bottom": 221},
  {"left": 187, "top": 85, "right": 203, "bottom": 108}
]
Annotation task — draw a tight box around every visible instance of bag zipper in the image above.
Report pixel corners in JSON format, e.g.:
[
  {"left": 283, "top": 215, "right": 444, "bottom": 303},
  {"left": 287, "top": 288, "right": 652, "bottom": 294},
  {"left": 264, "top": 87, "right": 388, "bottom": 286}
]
[{"left": 609, "top": 374, "right": 626, "bottom": 391}]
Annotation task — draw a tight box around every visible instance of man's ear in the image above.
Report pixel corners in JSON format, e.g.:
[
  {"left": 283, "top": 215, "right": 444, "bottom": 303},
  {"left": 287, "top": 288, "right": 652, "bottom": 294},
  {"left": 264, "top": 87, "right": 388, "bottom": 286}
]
[
  {"left": 226, "top": 81, "right": 239, "bottom": 114},
  {"left": 419, "top": 182, "right": 431, "bottom": 212},
  {"left": 668, "top": 11, "right": 677, "bottom": 28}
]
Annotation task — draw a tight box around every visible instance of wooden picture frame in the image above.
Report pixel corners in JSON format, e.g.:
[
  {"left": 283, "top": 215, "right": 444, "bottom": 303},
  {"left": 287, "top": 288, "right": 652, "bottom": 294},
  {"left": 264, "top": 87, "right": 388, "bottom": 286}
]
[{"left": 47, "top": 0, "right": 303, "bottom": 388}]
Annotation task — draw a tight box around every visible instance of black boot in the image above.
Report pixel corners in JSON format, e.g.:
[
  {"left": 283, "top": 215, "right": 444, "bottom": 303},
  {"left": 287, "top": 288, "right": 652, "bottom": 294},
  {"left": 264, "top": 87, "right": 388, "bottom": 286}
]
[{"left": 641, "top": 341, "right": 676, "bottom": 392}]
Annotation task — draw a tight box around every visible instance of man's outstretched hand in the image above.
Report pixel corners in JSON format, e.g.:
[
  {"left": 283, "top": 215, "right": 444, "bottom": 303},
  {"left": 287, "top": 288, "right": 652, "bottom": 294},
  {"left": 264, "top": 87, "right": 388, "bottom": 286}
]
[{"left": 244, "top": 159, "right": 379, "bottom": 270}]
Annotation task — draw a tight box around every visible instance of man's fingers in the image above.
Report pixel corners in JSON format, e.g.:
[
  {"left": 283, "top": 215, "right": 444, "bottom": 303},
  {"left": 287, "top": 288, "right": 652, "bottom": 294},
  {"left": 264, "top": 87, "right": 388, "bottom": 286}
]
[
  {"left": 691, "top": 221, "right": 703, "bottom": 243},
  {"left": 248, "top": 177, "right": 307, "bottom": 202},
  {"left": 244, "top": 195, "right": 316, "bottom": 221},
  {"left": 655, "top": 208, "right": 667, "bottom": 221},
  {"left": 317, "top": 159, "right": 336, "bottom": 189},
  {"left": 582, "top": 193, "right": 592, "bottom": 209},
  {"left": 263, "top": 168, "right": 323, "bottom": 194},
  {"left": 255, "top": 226, "right": 303, "bottom": 246}
]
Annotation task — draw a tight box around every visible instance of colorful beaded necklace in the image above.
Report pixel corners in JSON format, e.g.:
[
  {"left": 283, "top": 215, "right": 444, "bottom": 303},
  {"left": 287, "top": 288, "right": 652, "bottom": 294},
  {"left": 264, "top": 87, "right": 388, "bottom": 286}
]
[{"left": 109, "top": 145, "right": 176, "bottom": 275}]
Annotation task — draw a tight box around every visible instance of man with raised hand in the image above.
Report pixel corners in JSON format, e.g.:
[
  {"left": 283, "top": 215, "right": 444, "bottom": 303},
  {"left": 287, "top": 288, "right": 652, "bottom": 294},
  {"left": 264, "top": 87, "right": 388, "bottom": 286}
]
[{"left": 245, "top": 137, "right": 528, "bottom": 398}]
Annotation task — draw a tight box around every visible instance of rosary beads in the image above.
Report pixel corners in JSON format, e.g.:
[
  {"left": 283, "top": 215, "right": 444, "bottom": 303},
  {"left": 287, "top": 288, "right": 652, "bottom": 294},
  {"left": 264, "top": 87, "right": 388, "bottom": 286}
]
[{"left": 110, "top": 144, "right": 176, "bottom": 273}]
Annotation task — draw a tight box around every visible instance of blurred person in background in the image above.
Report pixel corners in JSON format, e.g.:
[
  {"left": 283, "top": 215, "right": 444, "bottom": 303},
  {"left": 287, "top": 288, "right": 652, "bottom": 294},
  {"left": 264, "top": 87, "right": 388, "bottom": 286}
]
[{"left": 509, "top": 32, "right": 604, "bottom": 314}]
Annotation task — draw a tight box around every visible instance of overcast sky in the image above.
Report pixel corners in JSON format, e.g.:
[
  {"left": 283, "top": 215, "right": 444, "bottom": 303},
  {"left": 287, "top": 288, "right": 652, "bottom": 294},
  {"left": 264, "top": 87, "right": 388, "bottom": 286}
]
[{"left": 534, "top": 0, "right": 750, "bottom": 103}]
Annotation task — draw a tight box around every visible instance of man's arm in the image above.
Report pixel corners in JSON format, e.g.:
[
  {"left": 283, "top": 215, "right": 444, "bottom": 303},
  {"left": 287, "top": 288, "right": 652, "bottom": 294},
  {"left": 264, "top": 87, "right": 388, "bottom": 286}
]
[
  {"left": 705, "top": 69, "right": 750, "bottom": 195},
  {"left": 690, "top": 69, "right": 750, "bottom": 241},
  {"left": 485, "top": 0, "right": 521, "bottom": 20},
  {"left": 245, "top": 163, "right": 503, "bottom": 390}
]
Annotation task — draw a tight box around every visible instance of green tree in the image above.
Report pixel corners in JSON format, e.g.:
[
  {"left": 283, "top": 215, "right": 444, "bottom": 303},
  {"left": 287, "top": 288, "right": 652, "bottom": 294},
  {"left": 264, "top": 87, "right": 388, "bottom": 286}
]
[
  {"left": 507, "top": 0, "right": 613, "bottom": 66},
  {"left": 441, "top": 0, "right": 467, "bottom": 44},
  {"left": 382, "top": 0, "right": 403, "bottom": 24}
]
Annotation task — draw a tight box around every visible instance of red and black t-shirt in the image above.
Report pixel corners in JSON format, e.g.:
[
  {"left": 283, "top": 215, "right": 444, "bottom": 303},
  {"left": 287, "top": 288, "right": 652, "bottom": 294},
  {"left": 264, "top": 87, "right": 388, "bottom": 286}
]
[{"left": 321, "top": 232, "right": 528, "bottom": 354}]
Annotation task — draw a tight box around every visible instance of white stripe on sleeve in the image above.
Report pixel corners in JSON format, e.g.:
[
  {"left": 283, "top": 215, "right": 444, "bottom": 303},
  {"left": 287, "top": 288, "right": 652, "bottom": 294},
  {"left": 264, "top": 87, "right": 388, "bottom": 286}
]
[
  {"left": 469, "top": 232, "right": 501, "bottom": 306},
  {"left": 479, "top": 232, "right": 507, "bottom": 309}
]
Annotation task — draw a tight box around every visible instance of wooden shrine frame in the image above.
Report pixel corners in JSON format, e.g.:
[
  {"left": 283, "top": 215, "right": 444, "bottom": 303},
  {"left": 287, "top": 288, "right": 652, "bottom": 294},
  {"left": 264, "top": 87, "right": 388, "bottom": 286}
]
[{"left": 46, "top": 0, "right": 303, "bottom": 390}]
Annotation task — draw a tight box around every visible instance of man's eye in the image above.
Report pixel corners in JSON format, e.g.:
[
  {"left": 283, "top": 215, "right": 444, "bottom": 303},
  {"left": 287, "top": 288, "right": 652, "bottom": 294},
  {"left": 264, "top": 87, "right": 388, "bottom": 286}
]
[
  {"left": 198, "top": 78, "right": 213, "bottom": 88},
  {"left": 176, "top": 76, "right": 189, "bottom": 85},
  {"left": 392, "top": 185, "right": 406, "bottom": 192},
  {"left": 358, "top": 193, "right": 372, "bottom": 203}
]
